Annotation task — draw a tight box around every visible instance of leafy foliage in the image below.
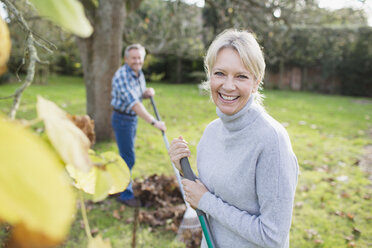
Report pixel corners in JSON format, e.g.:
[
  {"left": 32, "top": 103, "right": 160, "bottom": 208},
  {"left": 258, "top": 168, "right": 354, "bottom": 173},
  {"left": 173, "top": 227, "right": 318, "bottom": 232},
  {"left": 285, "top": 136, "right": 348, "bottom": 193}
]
[
  {"left": 338, "top": 27, "right": 372, "bottom": 96},
  {"left": 67, "top": 151, "right": 130, "bottom": 202},
  {"left": 37, "top": 96, "right": 93, "bottom": 172},
  {"left": 0, "top": 117, "right": 75, "bottom": 247},
  {"left": 0, "top": 83, "right": 131, "bottom": 247},
  {"left": 124, "top": 0, "right": 204, "bottom": 83},
  {"left": 28, "top": 0, "right": 93, "bottom": 38}
]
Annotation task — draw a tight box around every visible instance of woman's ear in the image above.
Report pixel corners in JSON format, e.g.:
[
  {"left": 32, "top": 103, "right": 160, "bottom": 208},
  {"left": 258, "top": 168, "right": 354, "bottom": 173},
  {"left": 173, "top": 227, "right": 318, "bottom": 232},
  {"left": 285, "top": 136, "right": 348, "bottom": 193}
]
[{"left": 253, "top": 80, "right": 260, "bottom": 93}]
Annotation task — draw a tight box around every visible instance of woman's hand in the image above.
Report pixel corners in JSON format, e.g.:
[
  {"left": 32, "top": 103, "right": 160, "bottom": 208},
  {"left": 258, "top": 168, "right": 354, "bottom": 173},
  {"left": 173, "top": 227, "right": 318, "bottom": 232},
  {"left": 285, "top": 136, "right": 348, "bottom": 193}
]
[
  {"left": 182, "top": 179, "right": 208, "bottom": 209},
  {"left": 168, "top": 136, "right": 191, "bottom": 173}
]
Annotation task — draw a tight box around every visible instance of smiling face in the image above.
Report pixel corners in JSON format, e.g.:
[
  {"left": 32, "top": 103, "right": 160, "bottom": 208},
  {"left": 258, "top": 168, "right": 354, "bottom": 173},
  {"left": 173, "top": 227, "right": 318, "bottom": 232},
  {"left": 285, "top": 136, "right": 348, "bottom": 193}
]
[
  {"left": 210, "top": 47, "right": 259, "bottom": 115},
  {"left": 125, "top": 48, "right": 143, "bottom": 75}
]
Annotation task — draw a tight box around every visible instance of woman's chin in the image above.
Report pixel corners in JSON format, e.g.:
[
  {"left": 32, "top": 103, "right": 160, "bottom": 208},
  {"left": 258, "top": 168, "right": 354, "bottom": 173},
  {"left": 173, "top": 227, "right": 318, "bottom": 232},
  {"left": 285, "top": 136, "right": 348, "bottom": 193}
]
[{"left": 218, "top": 106, "right": 237, "bottom": 115}]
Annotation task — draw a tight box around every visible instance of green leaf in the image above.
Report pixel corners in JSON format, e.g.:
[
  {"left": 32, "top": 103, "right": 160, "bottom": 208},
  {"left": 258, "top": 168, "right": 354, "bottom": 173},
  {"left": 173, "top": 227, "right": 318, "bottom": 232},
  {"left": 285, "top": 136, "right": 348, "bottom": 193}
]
[{"left": 29, "top": 0, "right": 93, "bottom": 38}]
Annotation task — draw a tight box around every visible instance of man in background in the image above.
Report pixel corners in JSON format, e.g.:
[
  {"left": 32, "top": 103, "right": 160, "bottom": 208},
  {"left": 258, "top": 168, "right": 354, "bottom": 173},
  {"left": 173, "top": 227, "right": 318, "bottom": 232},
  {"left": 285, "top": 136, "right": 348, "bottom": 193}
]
[{"left": 111, "top": 44, "right": 166, "bottom": 207}]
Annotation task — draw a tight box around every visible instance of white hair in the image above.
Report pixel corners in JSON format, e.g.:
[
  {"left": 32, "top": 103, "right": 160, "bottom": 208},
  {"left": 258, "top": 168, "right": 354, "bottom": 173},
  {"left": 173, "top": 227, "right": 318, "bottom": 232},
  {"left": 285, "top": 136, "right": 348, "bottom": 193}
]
[{"left": 124, "top": 44, "right": 146, "bottom": 61}]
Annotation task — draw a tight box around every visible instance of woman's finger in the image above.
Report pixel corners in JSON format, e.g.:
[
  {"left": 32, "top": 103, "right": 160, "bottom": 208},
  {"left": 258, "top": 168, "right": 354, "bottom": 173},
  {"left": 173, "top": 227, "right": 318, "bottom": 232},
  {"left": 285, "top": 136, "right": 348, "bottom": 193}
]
[{"left": 168, "top": 149, "right": 190, "bottom": 160}]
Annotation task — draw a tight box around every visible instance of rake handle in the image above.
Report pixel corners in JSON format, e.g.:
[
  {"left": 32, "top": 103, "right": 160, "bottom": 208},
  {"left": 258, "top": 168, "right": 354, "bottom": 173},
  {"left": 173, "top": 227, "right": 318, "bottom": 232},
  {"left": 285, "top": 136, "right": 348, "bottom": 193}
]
[
  {"left": 149, "top": 96, "right": 192, "bottom": 207},
  {"left": 150, "top": 96, "right": 165, "bottom": 136},
  {"left": 180, "top": 157, "right": 216, "bottom": 248}
]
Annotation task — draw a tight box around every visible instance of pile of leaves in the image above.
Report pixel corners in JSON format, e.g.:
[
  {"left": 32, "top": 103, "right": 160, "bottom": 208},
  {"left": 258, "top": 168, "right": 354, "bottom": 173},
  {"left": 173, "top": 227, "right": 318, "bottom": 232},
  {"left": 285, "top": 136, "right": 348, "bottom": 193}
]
[{"left": 133, "top": 174, "right": 202, "bottom": 247}]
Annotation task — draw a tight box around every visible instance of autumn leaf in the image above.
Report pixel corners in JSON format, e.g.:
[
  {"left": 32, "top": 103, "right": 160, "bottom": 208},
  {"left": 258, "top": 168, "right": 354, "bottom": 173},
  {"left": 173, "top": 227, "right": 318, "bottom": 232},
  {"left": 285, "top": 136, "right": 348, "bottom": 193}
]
[
  {"left": 0, "top": 117, "right": 75, "bottom": 247},
  {"left": 347, "top": 213, "right": 355, "bottom": 221},
  {"left": 0, "top": 17, "right": 11, "bottom": 75},
  {"left": 112, "top": 210, "right": 121, "bottom": 220},
  {"left": 37, "top": 96, "right": 93, "bottom": 172},
  {"left": 68, "top": 114, "right": 96, "bottom": 144},
  {"left": 93, "top": 168, "right": 112, "bottom": 202},
  {"left": 66, "top": 151, "right": 130, "bottom": 202},
  {"left": 28, "top": 0, "right": 93, "bottom": 38},
  {"left": 340, "top": 191, "right": 351, "bottom": 198}
]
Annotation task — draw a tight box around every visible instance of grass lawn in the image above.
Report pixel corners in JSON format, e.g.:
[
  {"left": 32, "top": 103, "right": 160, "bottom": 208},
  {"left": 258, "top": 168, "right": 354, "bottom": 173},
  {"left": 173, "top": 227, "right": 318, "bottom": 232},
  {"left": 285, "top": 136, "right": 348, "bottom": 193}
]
[{"left": 1, "top": 75, "right": 371, "bottom": 247}]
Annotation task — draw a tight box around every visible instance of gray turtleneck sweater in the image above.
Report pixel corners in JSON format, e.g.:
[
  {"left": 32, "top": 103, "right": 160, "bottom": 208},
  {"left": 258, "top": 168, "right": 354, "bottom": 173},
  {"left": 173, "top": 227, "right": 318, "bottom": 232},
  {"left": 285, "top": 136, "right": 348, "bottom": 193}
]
[{"left": 197, "top": 97, "right": 298, "bottom": 248}]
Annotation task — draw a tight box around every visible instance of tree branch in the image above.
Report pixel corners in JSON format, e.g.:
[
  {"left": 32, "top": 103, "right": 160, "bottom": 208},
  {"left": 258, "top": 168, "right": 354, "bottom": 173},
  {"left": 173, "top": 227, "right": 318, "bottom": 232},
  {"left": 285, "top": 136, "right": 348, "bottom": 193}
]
[
  {"left": 1, "top": 0, "right": 49, "bottom": 119},
  {"left": 8, "top": 34, "right": 38, "bottom": 119}
]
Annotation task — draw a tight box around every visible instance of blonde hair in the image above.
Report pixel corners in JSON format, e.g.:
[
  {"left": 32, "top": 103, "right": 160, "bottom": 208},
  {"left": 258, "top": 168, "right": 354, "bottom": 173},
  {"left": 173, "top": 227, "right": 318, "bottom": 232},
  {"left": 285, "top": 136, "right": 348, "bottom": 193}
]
[
  {"left": 203, "top": 29, "right": 266, "bottom": 105},
  {"left": 125, "top": 44, "right": 146, "bottom": 62}
]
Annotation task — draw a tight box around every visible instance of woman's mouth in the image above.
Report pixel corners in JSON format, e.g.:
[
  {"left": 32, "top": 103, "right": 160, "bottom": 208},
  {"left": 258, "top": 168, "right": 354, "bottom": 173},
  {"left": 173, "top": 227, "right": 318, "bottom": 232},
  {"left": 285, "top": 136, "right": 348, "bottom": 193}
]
[{"left": 219, "top": 93, "right": 239, "bottom": 102}]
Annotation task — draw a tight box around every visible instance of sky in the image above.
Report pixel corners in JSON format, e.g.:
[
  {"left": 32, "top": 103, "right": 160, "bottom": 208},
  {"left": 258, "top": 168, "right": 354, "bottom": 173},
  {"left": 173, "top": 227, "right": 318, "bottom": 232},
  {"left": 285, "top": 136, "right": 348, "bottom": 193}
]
[
  {"left": 2, "top": 1, "right": 371, "bottom": 25},
  {"left": 185, "top": 0, "right": 372, "bottom": 25},
  {"left": 318, "top": 0, "right": 372, "bottom": 25},
  {"left": 0, "top": 2, "right": 6, "bottom": 20}
]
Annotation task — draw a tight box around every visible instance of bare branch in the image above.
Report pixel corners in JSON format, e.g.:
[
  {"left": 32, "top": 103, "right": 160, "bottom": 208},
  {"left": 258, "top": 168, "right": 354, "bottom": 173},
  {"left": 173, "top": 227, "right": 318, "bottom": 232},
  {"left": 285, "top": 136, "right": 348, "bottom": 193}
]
[
  {"left": 1, "top": 0, "right": 42, "bottom": 119},
  {"left": 9, "top": 34, "right": 38, "bottom": 119},
  {"left": 33, "top": 39, "right": 53, "bottom": 53}
]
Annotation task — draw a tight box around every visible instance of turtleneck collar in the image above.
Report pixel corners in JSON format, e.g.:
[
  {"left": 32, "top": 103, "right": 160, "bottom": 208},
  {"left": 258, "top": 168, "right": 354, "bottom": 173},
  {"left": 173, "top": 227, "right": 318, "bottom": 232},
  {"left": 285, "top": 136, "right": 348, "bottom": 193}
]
[{"left": 216, "top": 96, "right": 261, "bottom": 132}]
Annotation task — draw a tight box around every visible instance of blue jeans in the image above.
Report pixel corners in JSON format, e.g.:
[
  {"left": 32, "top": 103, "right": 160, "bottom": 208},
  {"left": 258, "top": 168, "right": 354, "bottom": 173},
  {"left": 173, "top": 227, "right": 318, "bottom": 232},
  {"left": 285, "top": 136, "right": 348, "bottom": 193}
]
[{"left": 112, "top": 111, "right": 138, "bottom": 200}]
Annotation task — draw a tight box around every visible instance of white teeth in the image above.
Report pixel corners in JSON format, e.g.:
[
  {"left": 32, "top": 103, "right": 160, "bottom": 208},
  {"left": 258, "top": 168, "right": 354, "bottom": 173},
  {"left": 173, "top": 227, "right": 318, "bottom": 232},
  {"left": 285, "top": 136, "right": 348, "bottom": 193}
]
[{"left": 220, "top": 94, "right": 238, "bottom": 101}]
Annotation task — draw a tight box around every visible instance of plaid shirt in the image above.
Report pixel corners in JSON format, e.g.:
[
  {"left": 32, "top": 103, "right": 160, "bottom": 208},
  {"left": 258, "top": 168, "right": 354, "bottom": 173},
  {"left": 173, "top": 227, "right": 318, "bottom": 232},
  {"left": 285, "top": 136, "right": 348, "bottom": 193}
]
[{"left": 111, "top": 63, "right": 146, "bottom": 115}]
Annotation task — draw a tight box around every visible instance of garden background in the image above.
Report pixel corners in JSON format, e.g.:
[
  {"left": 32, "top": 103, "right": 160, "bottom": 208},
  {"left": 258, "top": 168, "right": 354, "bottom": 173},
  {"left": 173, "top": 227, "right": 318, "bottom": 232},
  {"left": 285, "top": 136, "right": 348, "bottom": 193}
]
[{"left": 0, "top": 0, "right": 371, "bottom": 247}]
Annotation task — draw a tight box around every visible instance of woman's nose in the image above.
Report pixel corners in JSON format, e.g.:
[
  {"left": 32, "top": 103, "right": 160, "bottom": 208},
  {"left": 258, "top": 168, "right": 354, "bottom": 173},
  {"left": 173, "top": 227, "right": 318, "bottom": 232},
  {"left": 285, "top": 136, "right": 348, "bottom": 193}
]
[{"left": 222, "top": 76, "right": 236, "bottom": 91}]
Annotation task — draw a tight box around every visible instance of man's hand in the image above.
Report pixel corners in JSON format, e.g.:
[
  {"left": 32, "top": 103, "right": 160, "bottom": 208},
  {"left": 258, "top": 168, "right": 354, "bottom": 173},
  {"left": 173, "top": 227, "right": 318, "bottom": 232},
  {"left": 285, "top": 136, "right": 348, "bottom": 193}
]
[
  {"left": 153, "top": 120, "right": 166, "bottom": 132},
  {"left": 143, "top": 88, "right": 155, "bottom": 99}
]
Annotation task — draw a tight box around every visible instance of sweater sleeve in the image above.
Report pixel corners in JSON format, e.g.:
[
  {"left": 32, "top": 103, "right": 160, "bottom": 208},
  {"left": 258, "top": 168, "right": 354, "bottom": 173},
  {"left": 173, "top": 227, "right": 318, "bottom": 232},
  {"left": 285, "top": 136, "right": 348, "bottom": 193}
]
[{"left": 198, "top": 130, "right": 298, "bottom": 248}]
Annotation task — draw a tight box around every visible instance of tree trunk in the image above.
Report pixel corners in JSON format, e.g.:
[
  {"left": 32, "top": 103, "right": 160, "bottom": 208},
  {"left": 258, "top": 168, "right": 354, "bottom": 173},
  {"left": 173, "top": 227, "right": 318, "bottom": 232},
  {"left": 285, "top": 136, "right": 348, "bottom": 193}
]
[
  {"left": 176, "top": 56, "right": 182, "bottom": 84},
  {"left": 279, "top": 59, "right": 284, "bottom": 89},
  {"left": 76, "top": 0, "right": 125, "bottom": 141}
]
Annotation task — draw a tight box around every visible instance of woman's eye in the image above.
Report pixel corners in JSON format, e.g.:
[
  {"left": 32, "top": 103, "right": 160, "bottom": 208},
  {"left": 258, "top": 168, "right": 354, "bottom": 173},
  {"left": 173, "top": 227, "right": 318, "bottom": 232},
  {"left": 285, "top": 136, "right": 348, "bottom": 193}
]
[
  {"left": 238, "top": 75, "right": 249, "bottom": 79},
  {"left": 214, "top": 71, "right": 224, "bottom": 76}
]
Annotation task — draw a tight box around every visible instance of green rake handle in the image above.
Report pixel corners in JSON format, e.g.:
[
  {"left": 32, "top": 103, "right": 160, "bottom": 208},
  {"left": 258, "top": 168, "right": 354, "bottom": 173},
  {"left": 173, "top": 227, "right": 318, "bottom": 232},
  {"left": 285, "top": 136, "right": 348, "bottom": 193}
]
[{"left": 180, "top": 157, "right": 216, "bottom": 248}]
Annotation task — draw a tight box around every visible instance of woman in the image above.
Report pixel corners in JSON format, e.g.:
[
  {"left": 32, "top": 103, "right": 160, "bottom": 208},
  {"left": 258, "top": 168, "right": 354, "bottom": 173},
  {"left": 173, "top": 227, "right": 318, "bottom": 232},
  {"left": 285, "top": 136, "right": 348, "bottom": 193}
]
[{"left": 169, "top": 29, "right": 299, "bottom": 248}]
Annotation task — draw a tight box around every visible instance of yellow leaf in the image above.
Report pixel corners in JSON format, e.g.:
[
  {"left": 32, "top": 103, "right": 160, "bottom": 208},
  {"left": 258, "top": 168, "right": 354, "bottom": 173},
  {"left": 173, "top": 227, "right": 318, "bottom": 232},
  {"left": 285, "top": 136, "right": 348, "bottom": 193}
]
[
  {"left": 0, "top": 17, "right": 11, "bottom": 75},
  {"left": 88, "top": 235, "right": 112, "bottom": 248},
  {"left": 103, "top": 152, "right": 131, "bottom": 194},
  {"left": 37, "top": 96, "right": 92, "bottom": 172},
  {"left": 0, "top": 117, "right": 75, "bottom": 244},
  {"left": 7, "top": 223, "right": 64, "bottom": 248},
  {"left": 93, "top": 169, "right": 112, "bottom": 202},
  {"left": 66, "top": 151, "right": 130, "bottom": 202},
  {"left": 66, "top": 163, "right": 96, "bottom": 194},
  {"left": 29, "top": 0, "right": 93, "bottom": 38}
]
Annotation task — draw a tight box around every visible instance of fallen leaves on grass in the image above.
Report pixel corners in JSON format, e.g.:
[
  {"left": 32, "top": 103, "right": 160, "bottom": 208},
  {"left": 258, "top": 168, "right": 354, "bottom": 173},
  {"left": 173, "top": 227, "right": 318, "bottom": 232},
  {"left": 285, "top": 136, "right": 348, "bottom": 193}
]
[
  {"left": 132, "top": 174, "right": 203, "bottom": 248},
  {"left": 346, "top": 213, "right": 355, "bottom": 221},
  {"left": 133, "top": 174, "right": 183, "bottom": 208},
  {"left": 133, "top": 174, "right": 185, "bottom": 230},
  {"left": 68, "top": 114, "right": 96, "bottom": 145}
]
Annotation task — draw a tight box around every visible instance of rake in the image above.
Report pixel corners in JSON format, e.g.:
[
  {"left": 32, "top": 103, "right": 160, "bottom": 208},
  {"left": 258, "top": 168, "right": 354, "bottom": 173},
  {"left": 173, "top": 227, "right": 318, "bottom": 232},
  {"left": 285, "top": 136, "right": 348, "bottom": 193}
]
[
  {"left": 149, "top": 96, "right": 200, "bottom": 233},
  {"left": 180, "top": 157, "right": 216, "bottom": 248}
]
